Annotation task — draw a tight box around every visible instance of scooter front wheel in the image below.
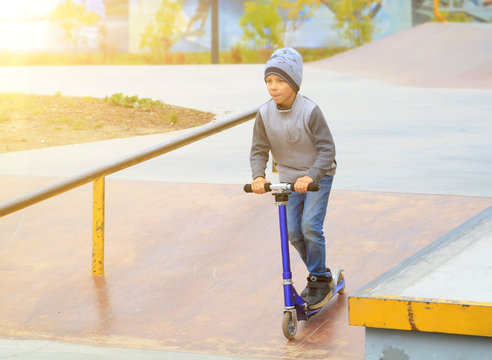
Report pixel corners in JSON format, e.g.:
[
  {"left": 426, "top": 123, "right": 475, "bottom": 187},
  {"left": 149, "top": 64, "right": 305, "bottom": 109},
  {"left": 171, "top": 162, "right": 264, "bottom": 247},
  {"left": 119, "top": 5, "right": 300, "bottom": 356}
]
[{"left": 282, "top": 311, "right": 297, "bottom": 340}]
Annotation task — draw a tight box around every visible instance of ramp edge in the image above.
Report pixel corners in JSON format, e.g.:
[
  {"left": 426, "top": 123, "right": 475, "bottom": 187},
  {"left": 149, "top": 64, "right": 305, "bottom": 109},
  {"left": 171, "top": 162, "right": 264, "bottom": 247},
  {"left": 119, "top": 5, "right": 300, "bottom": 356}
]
[
  {"left": 349, "top": 295, "right": 492, "bottom": 337},
  {"left": 348, "top": 205, "right": 492, "bottom": 337}
]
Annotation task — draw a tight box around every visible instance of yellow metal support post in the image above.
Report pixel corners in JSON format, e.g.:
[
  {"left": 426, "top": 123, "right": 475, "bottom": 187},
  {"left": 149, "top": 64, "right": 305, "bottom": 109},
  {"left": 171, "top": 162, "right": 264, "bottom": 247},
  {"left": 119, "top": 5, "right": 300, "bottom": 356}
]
[{"left": 92, "top": 176, "right": 105, "bottom": 275}]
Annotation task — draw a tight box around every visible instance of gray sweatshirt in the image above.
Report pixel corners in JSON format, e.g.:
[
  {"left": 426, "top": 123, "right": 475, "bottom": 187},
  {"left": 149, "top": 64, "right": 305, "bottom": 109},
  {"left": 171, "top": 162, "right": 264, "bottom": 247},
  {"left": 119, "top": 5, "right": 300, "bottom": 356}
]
[{"left": 250, "top": 94, "right": 337, "bottom": 183}]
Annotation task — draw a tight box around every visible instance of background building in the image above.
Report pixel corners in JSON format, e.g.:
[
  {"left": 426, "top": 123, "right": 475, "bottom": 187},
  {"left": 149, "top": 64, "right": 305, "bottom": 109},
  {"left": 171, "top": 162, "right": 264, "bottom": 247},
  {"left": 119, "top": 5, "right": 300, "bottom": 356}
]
[{"left": 0, "top": 0, "right": 490, "bottom": 55}]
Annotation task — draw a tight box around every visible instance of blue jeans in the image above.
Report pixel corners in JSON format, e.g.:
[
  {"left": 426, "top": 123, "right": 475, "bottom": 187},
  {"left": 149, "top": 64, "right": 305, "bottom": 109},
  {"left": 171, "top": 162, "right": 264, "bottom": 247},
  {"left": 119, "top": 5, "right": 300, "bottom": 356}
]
[{"left": 286, "top": 175, "right": 333, "bottom": 277}]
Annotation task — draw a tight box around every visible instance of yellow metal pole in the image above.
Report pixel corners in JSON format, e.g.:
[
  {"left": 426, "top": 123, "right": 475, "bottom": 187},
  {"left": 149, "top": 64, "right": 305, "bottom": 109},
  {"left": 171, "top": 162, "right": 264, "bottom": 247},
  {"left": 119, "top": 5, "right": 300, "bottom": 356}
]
[
  {"left": 434, "top": 0, "right": 448, "bottom": 22},
  {"left": 92, "top": 176, "right": 105, "bottom": 275}
]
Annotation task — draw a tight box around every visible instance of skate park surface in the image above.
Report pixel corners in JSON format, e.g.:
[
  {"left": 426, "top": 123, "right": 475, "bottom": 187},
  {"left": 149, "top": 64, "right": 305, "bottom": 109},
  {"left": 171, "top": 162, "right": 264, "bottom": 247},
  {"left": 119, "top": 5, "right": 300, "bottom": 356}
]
[{"left": 1, "top": 23, "right": 492, "bottom": 359}]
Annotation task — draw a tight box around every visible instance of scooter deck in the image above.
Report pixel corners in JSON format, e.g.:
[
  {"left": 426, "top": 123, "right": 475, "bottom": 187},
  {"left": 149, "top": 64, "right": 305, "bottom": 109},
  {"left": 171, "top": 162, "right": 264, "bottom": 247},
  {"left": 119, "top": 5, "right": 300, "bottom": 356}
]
[{"left": 293, "top": 268, "right": 345, "bottom": 321}]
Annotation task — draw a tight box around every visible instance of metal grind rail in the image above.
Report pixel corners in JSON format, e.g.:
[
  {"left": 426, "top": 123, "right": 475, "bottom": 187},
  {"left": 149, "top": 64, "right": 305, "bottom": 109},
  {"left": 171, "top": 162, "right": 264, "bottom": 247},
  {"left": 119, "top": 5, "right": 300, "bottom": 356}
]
[{"left": 0, "top": 107, "right": 258, "bottom": 275}]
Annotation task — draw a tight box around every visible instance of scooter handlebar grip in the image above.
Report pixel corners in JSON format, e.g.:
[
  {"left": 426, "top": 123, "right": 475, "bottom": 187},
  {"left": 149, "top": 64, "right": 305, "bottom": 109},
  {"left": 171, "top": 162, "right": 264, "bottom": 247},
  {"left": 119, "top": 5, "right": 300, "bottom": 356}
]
[
  {"left": 307, "top": 182, "right": 319, "bottom": 192},
  {"left": 243, "top": 183, "right": 272, "bottom": 193}
]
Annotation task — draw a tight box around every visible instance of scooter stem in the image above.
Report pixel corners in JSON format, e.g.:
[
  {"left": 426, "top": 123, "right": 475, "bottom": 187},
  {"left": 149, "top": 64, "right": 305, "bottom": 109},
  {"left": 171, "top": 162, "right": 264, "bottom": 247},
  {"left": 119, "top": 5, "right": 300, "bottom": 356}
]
[{"left": 277, "top": 200, "right": 295, "bottom": 308}]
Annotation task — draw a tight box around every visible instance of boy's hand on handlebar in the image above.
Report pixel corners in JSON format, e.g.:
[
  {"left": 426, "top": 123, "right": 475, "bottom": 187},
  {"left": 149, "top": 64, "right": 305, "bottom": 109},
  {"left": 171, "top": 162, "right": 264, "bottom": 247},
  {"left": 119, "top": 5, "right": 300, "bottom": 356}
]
[
  {"left": 294, "top": 176, "right": 314, "bottom": 193},
  {"left": 251, "top": 176, "right": 270, "bottom": 194}
]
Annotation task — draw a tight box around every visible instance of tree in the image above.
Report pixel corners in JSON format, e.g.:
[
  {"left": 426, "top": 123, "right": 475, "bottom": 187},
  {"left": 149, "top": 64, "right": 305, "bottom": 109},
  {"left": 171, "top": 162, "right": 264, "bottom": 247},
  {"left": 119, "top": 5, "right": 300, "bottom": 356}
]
[
  {"left": 275, "top": 0, "right": 321, "bottom": 46},
  {"left": 240, "top": 0, "right": 323, "bottom": 49},
  {"left": 140, "top": 0, "right": 183, "bottom": 63},
  {"left": 239, "top": 0, "right": 283, "bottom": 49},
  {"left": 330, "top": 0, "right": 378, "bottom": 47},
  {"left": 49, "top": 0, "right": 101, "bottom": 51}
]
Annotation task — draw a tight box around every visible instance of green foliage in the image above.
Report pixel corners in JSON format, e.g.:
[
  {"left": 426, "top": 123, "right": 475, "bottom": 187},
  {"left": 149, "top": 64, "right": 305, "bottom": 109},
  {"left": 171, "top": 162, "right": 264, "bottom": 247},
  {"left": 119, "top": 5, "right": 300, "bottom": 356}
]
[
  {"left": 0, "top": 47, "right": 344, "bottom": 66},
  {"left": 332, "top": 0, "right": 377, "bottom": 47},
  {"left": 104, "top": 93, "right": 166, "bottom": 109},
  {"left": 276, "top": 0, "right": 321, "bottom": 31},
  {"left": 49, "top": 0, "right": 101, "bottom": 49},
  {"left": 170, "top": 112, "right": 179, "bottom": 124},
  {"left": 160, "top": 111, "right": 179, "bottom": 125},
  {"left": 140, "top": 0, "right": 183, "bottom": 63},
  {"left": 220, "top": 44, "right": 346, "bottom": 64},
  {"left": 240, "top": 0, "right": 283, "bottom": 49},
  {"left": 239, "top": 0, "right": 322, "bottom": 49},
  {"left": 298, "top": 47, "right": 347, "bottom": 61},
  {"left": 431, "top": 12, "right": 474, "bottom": 22}
]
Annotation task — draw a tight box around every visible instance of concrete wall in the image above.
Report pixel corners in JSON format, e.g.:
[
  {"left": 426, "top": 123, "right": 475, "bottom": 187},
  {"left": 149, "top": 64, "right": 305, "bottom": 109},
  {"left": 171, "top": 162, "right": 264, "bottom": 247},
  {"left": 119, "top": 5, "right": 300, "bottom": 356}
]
[{"left": 366, "top": 328, "right": 492, "bottom": 360}]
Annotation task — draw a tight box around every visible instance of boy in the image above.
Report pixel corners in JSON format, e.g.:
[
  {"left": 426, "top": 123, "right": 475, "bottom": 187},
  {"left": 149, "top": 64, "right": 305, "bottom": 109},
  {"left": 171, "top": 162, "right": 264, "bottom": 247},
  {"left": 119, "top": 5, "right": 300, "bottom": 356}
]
[{"left": 249, "top": 48, "right": 337, "bottom": 309}]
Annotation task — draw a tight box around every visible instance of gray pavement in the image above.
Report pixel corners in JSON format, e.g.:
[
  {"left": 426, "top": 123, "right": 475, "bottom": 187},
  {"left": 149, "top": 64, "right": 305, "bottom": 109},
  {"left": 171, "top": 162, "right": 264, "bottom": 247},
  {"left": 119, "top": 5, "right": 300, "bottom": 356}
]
[
  {"left": 0, "top": 63, "right": 491, "bottom": 359},
  {"left": 1, "top": 65, "right": 491, "bottom": 196},
  {"left": 0, "top": 338, "right": 260, "bottom": 360}
]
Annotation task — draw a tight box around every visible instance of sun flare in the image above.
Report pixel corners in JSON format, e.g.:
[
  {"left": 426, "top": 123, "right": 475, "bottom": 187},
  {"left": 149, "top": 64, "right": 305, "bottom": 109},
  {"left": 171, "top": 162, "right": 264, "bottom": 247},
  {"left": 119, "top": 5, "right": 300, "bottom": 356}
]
[{"left": 0, "top": 0, "right": 69, "bottom": 52}]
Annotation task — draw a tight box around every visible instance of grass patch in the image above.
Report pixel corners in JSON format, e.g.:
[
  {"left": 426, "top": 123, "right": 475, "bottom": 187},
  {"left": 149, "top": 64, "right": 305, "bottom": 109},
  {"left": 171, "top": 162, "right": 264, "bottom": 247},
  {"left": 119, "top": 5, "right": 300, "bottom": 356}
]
[
  {"left": 162, "top": 111, "right": 179, "bottom": 125},
  {"left": 104, "top": 93, "right": 166, "bottom": 109},
  {"left": 0, "top": 92, "right": 214, "bottom": 153}
]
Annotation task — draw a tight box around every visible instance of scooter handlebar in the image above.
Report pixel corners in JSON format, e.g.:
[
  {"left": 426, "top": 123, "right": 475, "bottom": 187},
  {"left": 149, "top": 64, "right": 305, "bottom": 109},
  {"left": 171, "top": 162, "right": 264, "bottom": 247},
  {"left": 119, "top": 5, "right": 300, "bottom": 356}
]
[
  {"left": 243, "top": 182, "right": 319, "bottom": 193},
  {"left": 307, "top": 182, "right": 319, "bottom": 192},
  {"left": 243, "top": 183, "right": 255, "bottom": 193},
  {"left": 243, "top": 183, "right": 270, "bottom": 193}
]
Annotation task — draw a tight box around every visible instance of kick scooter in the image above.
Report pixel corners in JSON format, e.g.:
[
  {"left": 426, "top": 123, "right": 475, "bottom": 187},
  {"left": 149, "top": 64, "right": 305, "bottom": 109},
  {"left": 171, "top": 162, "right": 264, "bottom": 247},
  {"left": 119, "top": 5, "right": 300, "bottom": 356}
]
[{"left": 244, "top": 182, "right": 345, "bottom": 340}]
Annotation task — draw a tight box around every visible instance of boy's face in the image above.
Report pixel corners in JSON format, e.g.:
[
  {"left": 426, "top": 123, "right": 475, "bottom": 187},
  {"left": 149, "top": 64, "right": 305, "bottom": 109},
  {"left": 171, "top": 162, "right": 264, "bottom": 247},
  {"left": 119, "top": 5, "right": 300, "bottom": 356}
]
[{"left": 265, "top": 74, "right": 297, "bottom": 109}]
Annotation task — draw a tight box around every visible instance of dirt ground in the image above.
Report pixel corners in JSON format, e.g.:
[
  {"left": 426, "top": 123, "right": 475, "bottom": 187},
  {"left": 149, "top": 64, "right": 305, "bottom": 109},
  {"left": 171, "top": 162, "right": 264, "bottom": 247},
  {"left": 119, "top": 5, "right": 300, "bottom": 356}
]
[{"left": 0, "top": 93, "right": 215, "bottom": 153}]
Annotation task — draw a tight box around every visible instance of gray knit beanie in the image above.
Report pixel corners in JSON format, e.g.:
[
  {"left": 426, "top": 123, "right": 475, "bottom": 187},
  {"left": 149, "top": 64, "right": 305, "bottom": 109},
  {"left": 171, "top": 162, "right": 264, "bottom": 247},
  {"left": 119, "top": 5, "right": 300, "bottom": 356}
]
[{"left": 264, "top": 47, "right": 303, "bottom": 92}]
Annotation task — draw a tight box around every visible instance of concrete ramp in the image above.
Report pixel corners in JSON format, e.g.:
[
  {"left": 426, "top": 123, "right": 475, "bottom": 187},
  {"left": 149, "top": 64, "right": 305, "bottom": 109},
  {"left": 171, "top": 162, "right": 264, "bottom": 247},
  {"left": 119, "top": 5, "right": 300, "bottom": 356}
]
[
  {"left": 349, "top": 205, "right": 492, "bottom": 359},
  {"left": 1, "top": 176, "right": 491, "bottom": 359},
  {"left": 311, "top": 22, "right": 492, "bottom": 88}
]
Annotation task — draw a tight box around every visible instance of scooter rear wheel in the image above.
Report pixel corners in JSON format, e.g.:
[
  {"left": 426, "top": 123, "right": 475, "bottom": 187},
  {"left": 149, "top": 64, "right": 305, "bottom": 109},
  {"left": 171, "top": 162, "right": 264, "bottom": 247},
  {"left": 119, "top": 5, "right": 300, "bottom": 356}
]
[
  {"left": 282, "top": 311, "right": 297, "bottom": 340},
  {"left": 337, "top": 272, "right": 345, "bottom": 294}
]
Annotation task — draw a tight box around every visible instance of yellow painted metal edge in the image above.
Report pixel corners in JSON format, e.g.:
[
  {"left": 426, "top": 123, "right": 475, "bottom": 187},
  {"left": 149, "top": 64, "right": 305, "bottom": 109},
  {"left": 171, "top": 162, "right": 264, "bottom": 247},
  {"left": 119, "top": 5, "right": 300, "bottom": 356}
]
[{"left": 349, "top": 295, "right": 492, "bottom": 337}]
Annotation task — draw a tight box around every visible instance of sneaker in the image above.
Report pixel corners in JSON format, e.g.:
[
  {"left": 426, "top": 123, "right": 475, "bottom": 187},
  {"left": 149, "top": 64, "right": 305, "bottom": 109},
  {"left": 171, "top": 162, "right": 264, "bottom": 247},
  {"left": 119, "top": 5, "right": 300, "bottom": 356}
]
[
  {"left": 304, "top": 274, "right": 335, "bottom": 309},
  {"left": 300, "top": 268, "right": 332, "bottom": 300}
]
